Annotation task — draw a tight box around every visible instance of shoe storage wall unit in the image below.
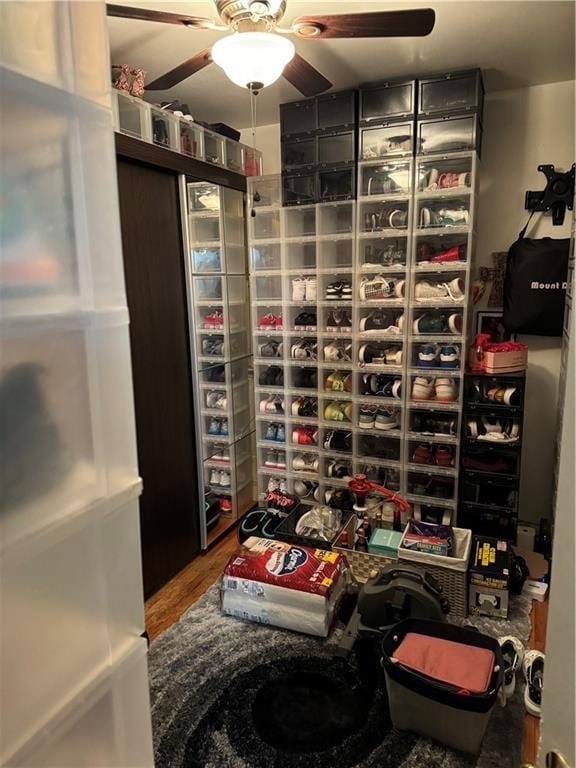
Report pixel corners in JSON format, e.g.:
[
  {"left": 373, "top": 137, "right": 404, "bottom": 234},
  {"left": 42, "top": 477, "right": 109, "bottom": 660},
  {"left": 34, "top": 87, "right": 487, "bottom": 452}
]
[
  {"left": 183, "top": 180, "right": 256, "bottom": 546},
  {"left": 280, "top": 89, "right": 358, "bottom": 206},
  {"left": 0, "top": 2, "right": 152, "bottom": 765},
  {"left": 113, "top": 89, "right": 263, "bottom": 176},
  {"left": 249, "top": 175, "right": 365, "bottom": 506},
  {"left": 404, "top": 149, "right": 479, "bottom": 524},
  {"left": 458, "top": 372, "right": 526, "bottom": 541}
]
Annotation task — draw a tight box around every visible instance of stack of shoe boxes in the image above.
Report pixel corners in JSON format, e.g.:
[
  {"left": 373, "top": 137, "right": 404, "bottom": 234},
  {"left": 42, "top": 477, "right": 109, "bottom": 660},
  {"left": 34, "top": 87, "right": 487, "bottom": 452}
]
[
  {"left": 250, "top": 69, "right": 483, "bottom": 522},
  {"left": 249, "top": 174, "right": 358, "bottom": 504},
  {"left": 280, "top": 89, "right": 358, "bottom": 206},
  {"left": 459, "top": 372, "right": 526, "bottom": 541},
  {"left": 353, "top": 78, "right": 419, "bottom": 504},
  {"left": 404, "top": 68, "right": 483, "bottom": 525},
  {"left": 185, "top": 182, "right": 255, "bottom": 545}
]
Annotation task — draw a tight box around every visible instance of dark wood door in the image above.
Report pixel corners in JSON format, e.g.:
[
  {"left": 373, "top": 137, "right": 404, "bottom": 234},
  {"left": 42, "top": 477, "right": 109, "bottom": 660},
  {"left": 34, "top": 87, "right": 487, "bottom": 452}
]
[{"left": 117, "top": 159, "right": 200, "bottom": 598}]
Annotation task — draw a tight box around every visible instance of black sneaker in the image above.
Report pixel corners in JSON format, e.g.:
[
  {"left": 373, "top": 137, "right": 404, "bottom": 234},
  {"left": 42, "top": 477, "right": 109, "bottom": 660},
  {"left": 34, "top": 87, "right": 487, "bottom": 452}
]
[
  {"left": 337, "top": 310, "right": 352, "bottom": 330},
  {"left": 259, "top": 365, "right": 284, "bottom": 386},
  {"left": 294, "top": 311, "right": 317, "bottom": 330},
  {"left": 359, "top": 310, "right": 397, "bottom": 334}
]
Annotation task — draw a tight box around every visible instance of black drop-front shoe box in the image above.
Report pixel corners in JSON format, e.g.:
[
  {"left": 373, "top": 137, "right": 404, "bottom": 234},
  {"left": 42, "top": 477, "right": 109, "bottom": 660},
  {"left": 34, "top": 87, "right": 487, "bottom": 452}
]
[{"left": 468, "top": 535, "right": 511, "bottom": 618}]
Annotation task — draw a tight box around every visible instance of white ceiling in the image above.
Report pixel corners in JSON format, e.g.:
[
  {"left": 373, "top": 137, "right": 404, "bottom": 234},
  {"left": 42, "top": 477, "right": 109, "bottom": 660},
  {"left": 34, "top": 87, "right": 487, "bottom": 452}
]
[{"left": 108, "top": 0, "right": 575, "bottom": 128}]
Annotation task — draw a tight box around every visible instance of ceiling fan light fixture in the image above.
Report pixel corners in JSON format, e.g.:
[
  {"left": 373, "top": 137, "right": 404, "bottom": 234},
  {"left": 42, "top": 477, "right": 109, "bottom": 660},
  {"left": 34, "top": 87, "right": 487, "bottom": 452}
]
[{"left": 211, "top": 32, "right": 295, "bottom": 89}]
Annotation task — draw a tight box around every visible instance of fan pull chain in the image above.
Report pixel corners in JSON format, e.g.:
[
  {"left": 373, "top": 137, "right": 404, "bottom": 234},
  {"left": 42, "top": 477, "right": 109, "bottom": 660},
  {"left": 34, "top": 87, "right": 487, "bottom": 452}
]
[{"left": 249, "top": 86, "right": 260, "bottom": 217}]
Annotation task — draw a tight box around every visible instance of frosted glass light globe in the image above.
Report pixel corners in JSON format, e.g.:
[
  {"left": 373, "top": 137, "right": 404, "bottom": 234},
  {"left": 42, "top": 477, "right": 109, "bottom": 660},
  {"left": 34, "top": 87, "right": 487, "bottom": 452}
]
[{"left": 212, "top": 32, "right": 295, "bottom": 89}]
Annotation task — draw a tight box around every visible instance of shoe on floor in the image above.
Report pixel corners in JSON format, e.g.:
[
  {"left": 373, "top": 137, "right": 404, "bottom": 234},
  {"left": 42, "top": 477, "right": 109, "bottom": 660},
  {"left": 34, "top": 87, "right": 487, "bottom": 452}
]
[
  {"left": 498, "top": 635, "right": 525, "bottom": 699},
  {"left": 523, "top": 649, "right": 544, "bottom": 717}
]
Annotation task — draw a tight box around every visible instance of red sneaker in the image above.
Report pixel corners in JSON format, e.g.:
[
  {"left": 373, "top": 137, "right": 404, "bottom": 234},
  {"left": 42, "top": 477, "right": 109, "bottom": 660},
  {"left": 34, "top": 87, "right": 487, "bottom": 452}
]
[
  {"left": 430, "top": 244, "right": 466, "bottom": 263},
  {"left": 204, "top": 310, "right": 224, "bottom": 329},
  {"left": 435, "top": 446, "right": 455, "bottom": 467},
  {"left": 259, "top": 313, "right": 277, "bottom": 330},
  {"left": 412, "top": 444, "right": 432, "bottom": 464}
]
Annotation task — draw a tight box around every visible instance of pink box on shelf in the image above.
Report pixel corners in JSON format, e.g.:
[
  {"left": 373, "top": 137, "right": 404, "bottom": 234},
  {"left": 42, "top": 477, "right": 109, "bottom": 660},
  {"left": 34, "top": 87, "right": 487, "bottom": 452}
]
[{"left": 483, "top": 344, "right": 528, "bottom": 373}]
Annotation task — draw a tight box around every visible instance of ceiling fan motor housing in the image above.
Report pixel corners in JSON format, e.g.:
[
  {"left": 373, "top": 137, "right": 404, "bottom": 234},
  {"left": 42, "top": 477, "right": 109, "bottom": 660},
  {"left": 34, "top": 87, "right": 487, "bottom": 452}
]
[{"left": 215, "top": 0, "right": 286, "bottom": 27}]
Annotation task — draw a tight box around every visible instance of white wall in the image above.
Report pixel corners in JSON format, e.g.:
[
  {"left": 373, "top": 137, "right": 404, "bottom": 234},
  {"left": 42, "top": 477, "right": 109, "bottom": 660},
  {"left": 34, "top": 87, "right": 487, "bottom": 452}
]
[
  {"left": 475, "top": 80, "right": 575, "bottom": 525},
  {"left": 240, "top": 123, "right": 281, "bottom": 175}
]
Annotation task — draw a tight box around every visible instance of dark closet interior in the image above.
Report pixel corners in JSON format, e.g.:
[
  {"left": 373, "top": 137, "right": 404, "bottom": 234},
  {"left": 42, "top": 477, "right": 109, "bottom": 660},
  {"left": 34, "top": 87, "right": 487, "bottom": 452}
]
[{"left": 117, "top": 158, "right": 201, "bottom": 597}]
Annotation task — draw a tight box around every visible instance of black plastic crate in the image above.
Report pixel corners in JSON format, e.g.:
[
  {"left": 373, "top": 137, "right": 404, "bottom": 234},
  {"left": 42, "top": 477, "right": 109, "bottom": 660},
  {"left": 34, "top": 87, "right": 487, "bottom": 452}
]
[
  {"left": 461, "top": 476, "right": 519, "bottom": 511},
  {"left": 417, "top": 112, "right": 482, "bottom": 156},
  {"left": 282, "top": 171, "right": 317, "bottom": 206},
  {"left": 317, "top": 130, "right": 356, "bottom": 166},
  {"left": 418, "top": 69, "right": 484, "bottom": 121},
  {"left": 317, "top": 89, "right": 357, "bottom": 130},
  {"left": 464, "top": 373, "right": 525, "bottom": 411},
  {"left": 317, "top": 166, "right": 356, "bottom": 202},
  {"left": 461, "top": 447, "right": 521, "bottom": 479},
  {"left": 280, "top": 98, "right": 317, "bottom": 137},
  {"left": 281, "top": 136, "right": 317, "bottom": 170},
  {"left": 360, "top": 78, "right": 416, "bottom": 123},
  {"left": 458, "top": 505, "right": 518, "bottom": 542},
  {"left": 274, "top": 503, "right": 352, "bottom": 549}
]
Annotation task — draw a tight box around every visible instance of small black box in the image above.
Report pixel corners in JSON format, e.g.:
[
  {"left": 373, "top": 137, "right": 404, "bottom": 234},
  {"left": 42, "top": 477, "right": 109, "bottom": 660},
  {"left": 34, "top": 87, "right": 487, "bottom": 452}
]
[{"left": 469, "top": 535, "right": 511, "bottom": 618}]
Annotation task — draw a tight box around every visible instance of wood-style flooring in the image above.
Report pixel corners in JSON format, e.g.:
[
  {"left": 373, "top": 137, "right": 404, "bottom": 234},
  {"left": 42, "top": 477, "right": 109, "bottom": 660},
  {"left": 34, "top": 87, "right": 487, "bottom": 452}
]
[{"left": 145, "top": 530, "right": 548, "bottom": 766}]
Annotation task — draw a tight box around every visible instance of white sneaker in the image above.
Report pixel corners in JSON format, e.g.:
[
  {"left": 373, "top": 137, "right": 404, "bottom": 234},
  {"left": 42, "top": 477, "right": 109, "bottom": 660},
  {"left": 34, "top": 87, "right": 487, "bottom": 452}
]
[
  {"left": 219, "top": 471, "right": 231, "bottom": 488},
  {"left": 523, "top": 649, "right": 544, "bottom": 716},
  {"left": 305, "top": 277, "right": 317, "bottom": 301},
  {"left": 435, "top": 377, "right": 457, "bottom": 402},
  {"left": 414, "top": 277, "right": 465, "bottom": 302},
  {"left": 292, "top": 278, "right": 307, "bottom": 302},
  {"left": 499, "top": 635, "right": 525, "bottom": 700}
]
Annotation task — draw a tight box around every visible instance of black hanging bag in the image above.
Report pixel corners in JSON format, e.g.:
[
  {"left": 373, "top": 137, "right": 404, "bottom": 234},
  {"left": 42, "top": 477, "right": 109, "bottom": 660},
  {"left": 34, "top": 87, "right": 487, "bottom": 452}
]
[{"left": 503, "top": 212, "right": 570, "bottom": 336}]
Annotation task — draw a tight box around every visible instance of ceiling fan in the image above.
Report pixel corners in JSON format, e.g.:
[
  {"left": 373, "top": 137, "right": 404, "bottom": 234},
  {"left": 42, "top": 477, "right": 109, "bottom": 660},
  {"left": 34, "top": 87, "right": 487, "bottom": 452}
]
[{"left": 107, "top": 1, "right": 435, "bottom": 96}]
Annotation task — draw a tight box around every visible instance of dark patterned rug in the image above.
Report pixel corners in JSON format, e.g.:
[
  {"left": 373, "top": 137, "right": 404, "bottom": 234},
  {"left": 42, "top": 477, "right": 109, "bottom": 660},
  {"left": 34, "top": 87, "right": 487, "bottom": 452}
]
[{"left": 148, "top": 585, "right": 531, "bottom": 768}]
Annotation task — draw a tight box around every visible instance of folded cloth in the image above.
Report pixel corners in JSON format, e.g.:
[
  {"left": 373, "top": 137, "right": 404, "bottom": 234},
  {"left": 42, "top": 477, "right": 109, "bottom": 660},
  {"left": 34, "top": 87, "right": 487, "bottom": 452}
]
[{"left": 393, "top": 632, "right": 495, "bottom": 693}]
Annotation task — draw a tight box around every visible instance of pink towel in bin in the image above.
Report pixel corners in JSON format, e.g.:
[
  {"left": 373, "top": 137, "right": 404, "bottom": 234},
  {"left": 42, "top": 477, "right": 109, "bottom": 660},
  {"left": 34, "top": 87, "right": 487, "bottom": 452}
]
[{"left": 392, "top": 633, "right": 496, "bottom": 694}]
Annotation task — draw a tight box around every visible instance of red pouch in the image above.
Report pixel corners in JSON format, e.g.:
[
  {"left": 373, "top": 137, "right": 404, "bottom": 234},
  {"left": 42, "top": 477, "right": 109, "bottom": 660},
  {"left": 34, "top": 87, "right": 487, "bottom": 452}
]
[{"left": 393, "top": 632, "right": 495, "bottom": 693}]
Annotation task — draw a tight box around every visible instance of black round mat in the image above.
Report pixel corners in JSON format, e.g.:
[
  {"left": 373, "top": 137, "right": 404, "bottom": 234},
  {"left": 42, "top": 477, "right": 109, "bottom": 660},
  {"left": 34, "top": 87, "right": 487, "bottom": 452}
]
[{"left": 180, "top": 653, "right": 417, "bottom": 768}]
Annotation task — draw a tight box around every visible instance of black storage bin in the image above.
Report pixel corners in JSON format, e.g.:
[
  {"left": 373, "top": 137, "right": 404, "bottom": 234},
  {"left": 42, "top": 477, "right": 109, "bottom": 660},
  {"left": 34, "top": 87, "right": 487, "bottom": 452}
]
[
  {"left": 418, "top": 69, "right": 484, "bottom": 121},
  {"left": 281, "top": 136, "right": 317, "bottom": 170},
  {"left": 359, "top": 120, "right": 414, "bottom": 161},
  {"left": 459, "top": 505, "right": 518, "bottom": 541},
  {"left": 360, "top": 78, "right": 416, "bottom": 123},
  {"left": 317, "top": 166, "right": 356, "bottom": 201},
  {"left": 417, "top": 113, "right": 482, "bottom": 155},
  {"left": 317, "top": 89, "right": 357, "bottom": 130},
  {"left": 280, "top": 99, "right": 316, "bottom": 137},
  {"left": 382, "top": 619, "right": 504, "bottom": 754},
  {"left": 274, "top": 504, "right": 352, "bottom": 549},
  {"left": 317, "top": 130, "right": 356, "bottom": 166},
  {"left": 282, "top": 172, "right": 317, "bottom": 206}
]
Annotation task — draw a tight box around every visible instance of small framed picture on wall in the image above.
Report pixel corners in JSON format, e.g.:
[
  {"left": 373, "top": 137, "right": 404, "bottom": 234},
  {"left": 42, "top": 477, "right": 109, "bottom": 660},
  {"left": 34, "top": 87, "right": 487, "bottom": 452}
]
[{"left": 476, "top": 311, "right": 513, "bottom": 342}]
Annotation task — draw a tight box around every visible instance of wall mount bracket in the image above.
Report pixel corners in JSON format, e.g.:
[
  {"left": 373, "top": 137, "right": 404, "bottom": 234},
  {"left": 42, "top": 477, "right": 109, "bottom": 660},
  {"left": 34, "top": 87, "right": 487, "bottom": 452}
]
[{"left": 525, "top": 163, "right": 575, "bottom": 225}]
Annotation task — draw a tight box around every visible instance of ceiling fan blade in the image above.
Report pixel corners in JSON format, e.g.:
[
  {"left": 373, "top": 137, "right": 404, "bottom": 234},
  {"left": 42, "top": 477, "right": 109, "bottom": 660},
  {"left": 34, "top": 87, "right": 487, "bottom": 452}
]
[
  {"left": 146, "top": 48, "right": 213, "bottom": 90},
  {"left": 292, "top": 9, "right": 435, "bottom": 39},
  {"left": 106, "top": 4, "right": 217, "bottom": 29},
  {"left": 283, "top": 53, "right": 332, "bottom": 97}
]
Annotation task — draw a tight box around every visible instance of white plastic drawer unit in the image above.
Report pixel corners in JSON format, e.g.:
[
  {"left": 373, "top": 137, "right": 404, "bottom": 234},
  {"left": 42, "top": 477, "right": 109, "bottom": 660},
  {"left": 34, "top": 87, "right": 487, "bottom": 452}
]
[
  {"left": 0, "top": 499, "right": 146, "bottom": 765},
  {"left": 0, "top": 322, "right": 139, "bottom": 548},
  {"left": 1, "top": 70, "right": 128, "bottom": 316},
  {"left": 5, "top": 639, "right": 153, "bottom": 768}
]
